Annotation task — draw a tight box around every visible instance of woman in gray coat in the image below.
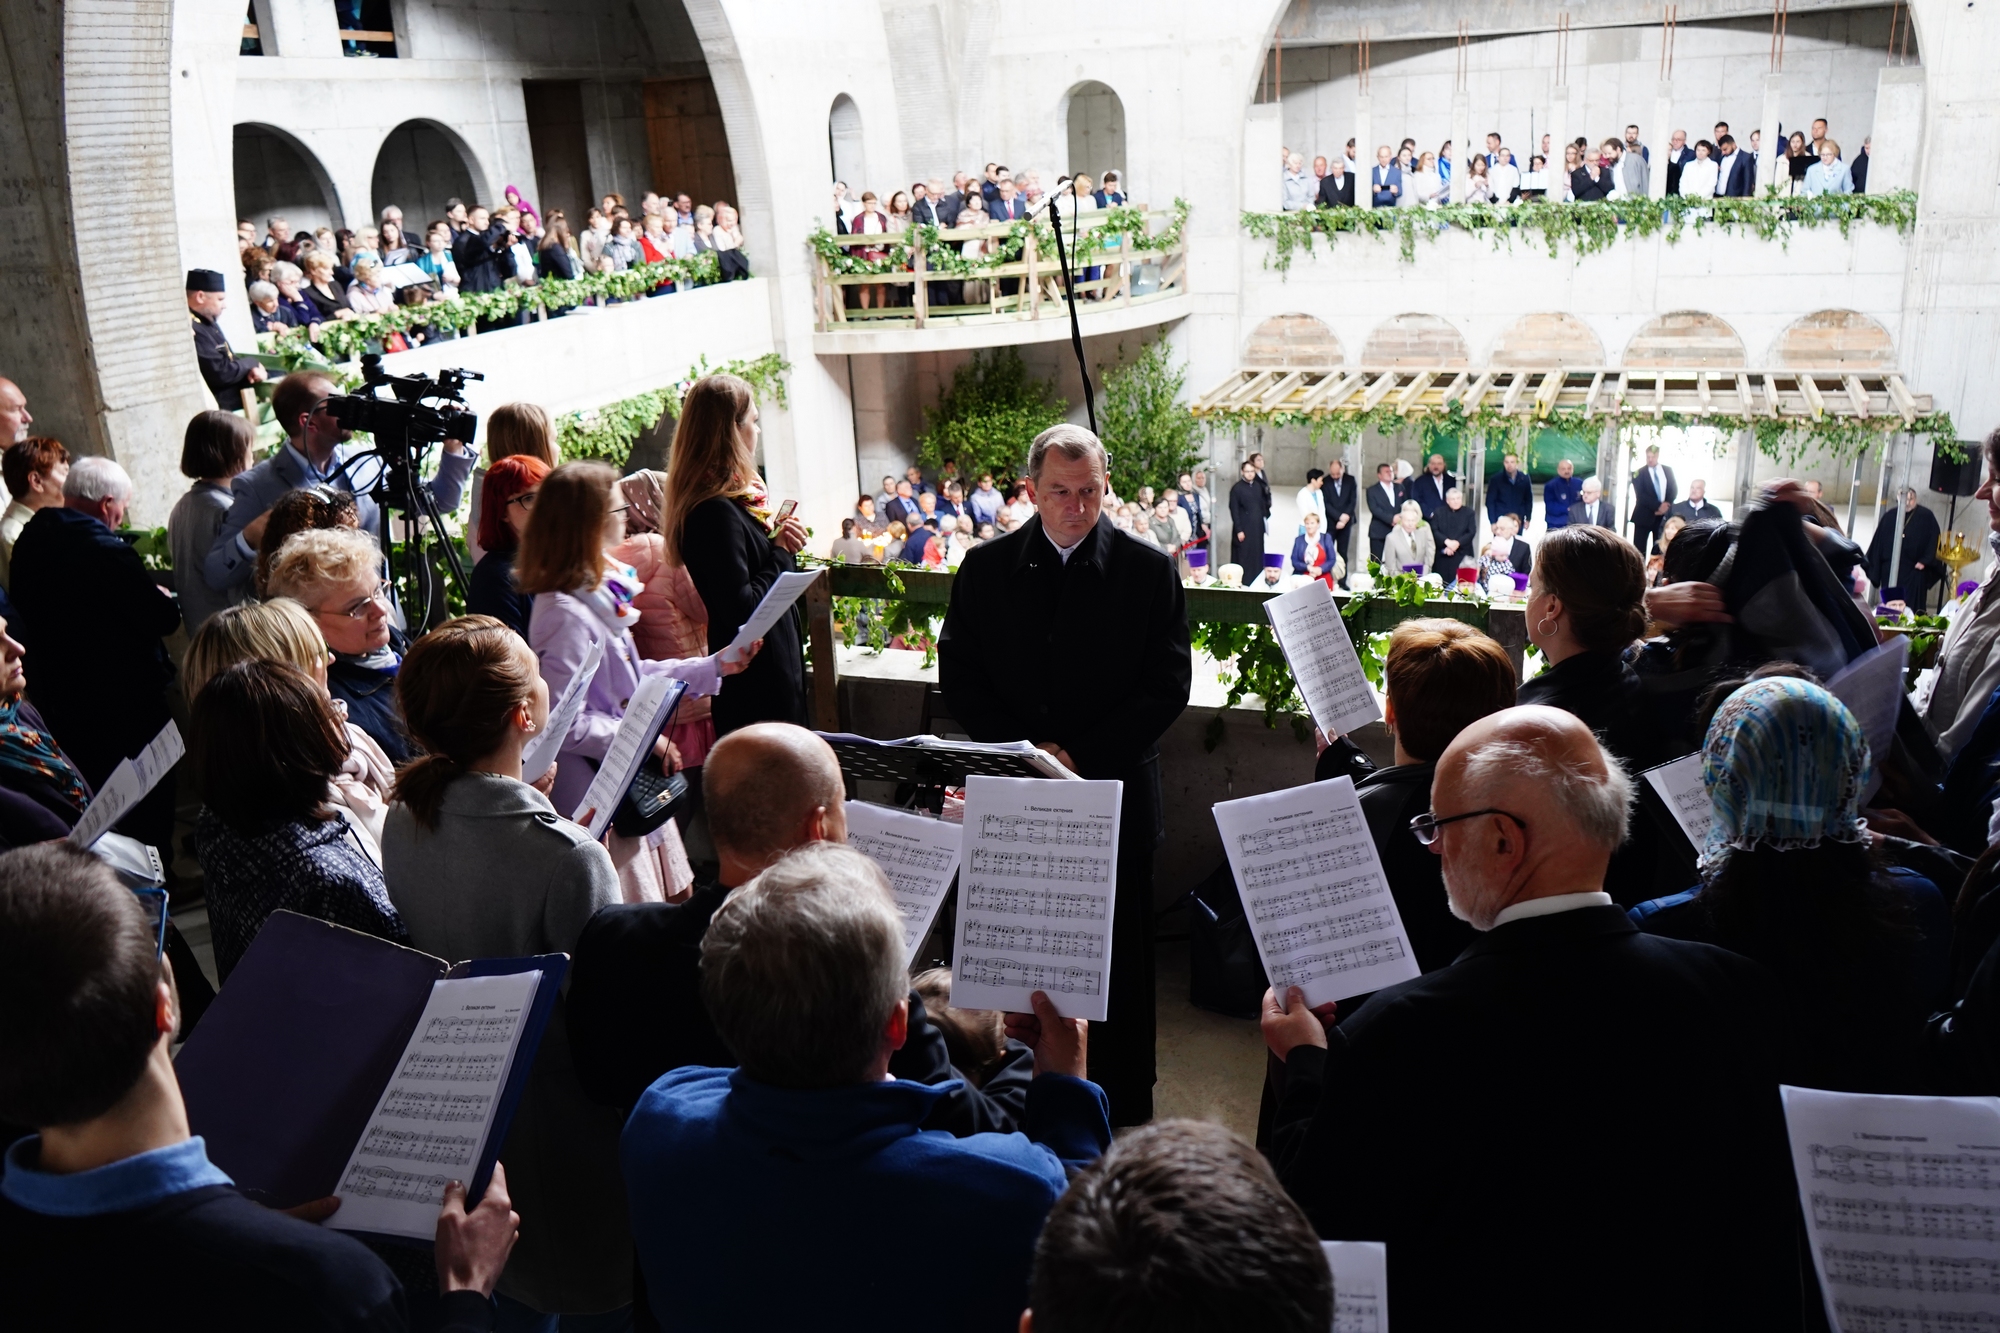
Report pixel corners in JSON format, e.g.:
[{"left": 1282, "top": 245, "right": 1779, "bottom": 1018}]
[
  {"left": 166, "top": 410, "right": 254, "bottom": 635},
  {"left": 380, "top": 615, "right": 627, "bottom": 1323}
]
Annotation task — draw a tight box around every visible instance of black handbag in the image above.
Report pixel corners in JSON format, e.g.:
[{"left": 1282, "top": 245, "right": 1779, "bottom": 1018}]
[{"left": 608, "top": 688, "right": 689, "bottom": 838}]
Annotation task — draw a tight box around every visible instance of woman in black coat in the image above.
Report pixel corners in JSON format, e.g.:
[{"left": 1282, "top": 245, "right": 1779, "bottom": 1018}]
[{"left": 661, "top": 374, "right": 810, "bottom": 733}]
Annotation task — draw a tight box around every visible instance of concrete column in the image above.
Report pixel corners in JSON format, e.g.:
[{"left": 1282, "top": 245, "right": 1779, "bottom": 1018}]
[
  {"left": 1243, "top": 104, "right": 1282, "bottom": 212},
  {"left": 1449, "top": 92, "right": 1471, "bottom": 202},
  {"left": 1650, "top": 81, "right": 1673, "bottom": 200},
  {"left": 1548, "top": 85, "right": 1569, "bottom": 177},
  {"left": 1354, "top": 95, "right": 1376, "bottom": 207},
  {"left": 1758, "top": 73, "right": 1783, "bottom": 192},
  {"left": 1870, "top": 66, "right": 1926, "bottom": 193},
  {"left": 262, "top": 0, "right": 341, "bottom": 58}
]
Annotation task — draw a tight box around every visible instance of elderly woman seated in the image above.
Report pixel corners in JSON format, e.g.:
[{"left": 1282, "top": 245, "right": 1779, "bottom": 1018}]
[
  {"left": 1381, "top": 500, "right": 1435, "bottom": 574},
  {"left": 264, "top": 527, "right": 411, "bottom": 763},
  {"left": 1290, "top": 511, "right": 1342, "bottom": 580},
  {"left": 345, "top": 256, "right": 396, "bottom": 315}
]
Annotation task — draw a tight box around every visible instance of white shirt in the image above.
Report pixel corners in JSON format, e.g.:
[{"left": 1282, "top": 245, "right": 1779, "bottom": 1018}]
[
  {"left": 1714, "top": 152, "right": 1740, "bottom": 195},
  {"left": 1649, "top": 466, "right": 1666, "bottom": 502},
  {"left": 1296, "top": 485, "right": 1326, "bottom": 529},
  {"left": 1492, "top": 891, "right": 1614, "bottom": 928},
  {"left": 1046, "top": 529, "right": 1084, "bottom": 565},
  {"left": 1378, "top": 481, "right": 1398, "bottom": 511},
  {"left": 1490, "top": 162, "right": 1521, "bottom": 198}
]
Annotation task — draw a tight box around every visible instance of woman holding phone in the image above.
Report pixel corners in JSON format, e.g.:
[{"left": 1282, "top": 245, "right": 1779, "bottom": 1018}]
[{"left": 660, "top": 374, "right": 811, "bottom": 733}]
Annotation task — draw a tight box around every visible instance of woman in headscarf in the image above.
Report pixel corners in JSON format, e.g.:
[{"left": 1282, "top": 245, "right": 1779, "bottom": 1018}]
[{"left": 1630, "top": 677, "right": 1951, "bottom": 1091}]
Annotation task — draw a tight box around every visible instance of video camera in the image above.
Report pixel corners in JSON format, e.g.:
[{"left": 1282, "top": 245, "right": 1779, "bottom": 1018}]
[{"left": 322, "top": 355, "right": 482, "bottom": 451}]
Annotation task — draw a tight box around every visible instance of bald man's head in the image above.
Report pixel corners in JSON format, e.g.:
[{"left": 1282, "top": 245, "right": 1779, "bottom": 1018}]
[
  {"left": 704, "top": 723, "right": 847, "bottom": 878},
  {"left": 1430, "top": 706, "right": 1631, "bottom": 930}
]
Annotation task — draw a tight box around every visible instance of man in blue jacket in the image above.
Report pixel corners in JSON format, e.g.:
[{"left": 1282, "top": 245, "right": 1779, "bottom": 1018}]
[
  {"left": 1485, "top": 453, "right": 1533, "bottom": 527},
  {"left": 1541, "top": 457, "right": 1584, "bottom": 531},
  {"left": 623, "top": 843, "right": 1111, "bottom": 1332}
]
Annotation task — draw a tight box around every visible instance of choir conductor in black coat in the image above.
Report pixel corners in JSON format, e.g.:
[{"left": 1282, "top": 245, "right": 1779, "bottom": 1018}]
[{"left": 941, "top": 424, "right": 1192, "bottom": 1126}]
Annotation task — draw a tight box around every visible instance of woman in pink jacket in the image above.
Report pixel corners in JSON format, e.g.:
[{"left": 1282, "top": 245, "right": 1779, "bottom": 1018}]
[
  {"left": 610, "top": 469, "right": 717, "bottom": 768},
  {"left": 515, "top": 461, "right": 757, "bottom": 902}
]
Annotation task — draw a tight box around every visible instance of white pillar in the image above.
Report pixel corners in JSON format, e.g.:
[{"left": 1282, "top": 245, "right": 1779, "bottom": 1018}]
[
  {"left": 1450, "top": 92, "right": 1471, "bottom": 203},
  {"left": 261, "top": 0, "right": 341, "bottom": 57},
  {"left": 1650, "top": 82, "right": 1674, "bottom": 200},
  {"left": 1757, "top": 73, "right": 1783, "bottom": 192},
  {"left": 1549, "top": 85, "right": 1569, "bottom": 175},
  {"left": 1243, "top": 104, "right": 1283, "bottom": 212},
  {"left": 1355, "top": 95, "right": 1377, "bottom": 207},
  {"left": 1869, "top": 66, "right": 1926, "bottom": 192}
]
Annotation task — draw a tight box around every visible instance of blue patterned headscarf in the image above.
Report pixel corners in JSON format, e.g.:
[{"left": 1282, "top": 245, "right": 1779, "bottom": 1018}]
[{"left": 1702, "top": 677, "right": 1871, "bottom": 864}]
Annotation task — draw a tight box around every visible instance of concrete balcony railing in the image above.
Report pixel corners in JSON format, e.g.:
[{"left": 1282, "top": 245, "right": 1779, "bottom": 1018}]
[{"left": 810, "top": 203, "right": 1191, "bottom": 354}]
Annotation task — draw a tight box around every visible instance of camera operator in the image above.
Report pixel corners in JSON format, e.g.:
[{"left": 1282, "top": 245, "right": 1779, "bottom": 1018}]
[{"left": 204, "top": 370, "right": 472, "bottom": 595}]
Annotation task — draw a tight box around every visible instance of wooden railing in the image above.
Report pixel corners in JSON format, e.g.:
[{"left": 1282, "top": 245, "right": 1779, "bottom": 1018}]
[{"left": 810, "top": 205, "right": 1186, "bottom": 333}]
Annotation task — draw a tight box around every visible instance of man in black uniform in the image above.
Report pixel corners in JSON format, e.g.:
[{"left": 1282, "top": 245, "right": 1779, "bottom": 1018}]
[
  {"left": 1228, "top": 459, "right": 1265, "bottom": 572},
  {"left": 186, "top": 269, "right": 266, "bottom": 409},
  {"left": 940, "top": 424, "right": 1191, "bottom": 1125}
]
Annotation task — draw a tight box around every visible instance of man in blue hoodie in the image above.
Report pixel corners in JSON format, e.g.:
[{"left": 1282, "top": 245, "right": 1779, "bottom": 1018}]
[{"left": 622, "top": 842, "right": 1111, "bottom": 1331}]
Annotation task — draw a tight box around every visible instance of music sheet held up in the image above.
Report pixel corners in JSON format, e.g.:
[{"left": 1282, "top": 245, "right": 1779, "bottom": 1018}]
[
  {"left": 844, "top": 800, "right": 963, "bottom": 965},
  {"left": 1781, "top": 1085, "right": 2000, "bottom": 1333},
  {"left": 68, "top": 721, "right": 184, "bottom": 849},
  {"left": 1321, "top": 1241, "right": 1389, "bottom": 1333},
  {"left": 951, "top": 775, "right": 1121, "bottom": 1020},
  {"left": 327, "top": 972, "right": 541, "bottom": 1239},
  {"left": 521, "top": 636, "right": 602, "bottom": 786},
  {"left": 1263, "top": 580, "right": 1382, "bottom": 738},
  {"left": 1642, "top": 753, "right": 1713, "bottom": 854},
  {"left": 1213, "top": 777, "right": 1419, "bottom": 1008},
  {"left": 727, "top": 570, "right": 821, "bottom": 656}
]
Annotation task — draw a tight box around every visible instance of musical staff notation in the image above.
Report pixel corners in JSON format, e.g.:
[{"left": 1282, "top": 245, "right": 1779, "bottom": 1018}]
[
  {"left": 1821, "top": 1246, "right": 2000, "bottom": 1296},
  {"left": 379, "top": 1090, "right": 491, "bottom": 1124},
  {"left": 969, "top": 847, "right": 1109, "bottom": 883},
  {"left": 419, "top": 1016, "right": 516, "bottom": 1046},
  {"left": 848, "top": 835, "right": 956, "bottom": 874},
  {"left": 958, "top": 955, "right": 1102, "bottom": 996},
  {"left": 964, "top": 883, "right": 1109, "bottom": 920},
  {"left": 961, "top": 922, "right": 1105, "bottom": 959},
  {"left": 1239, "top": 843, "right": 1372, "bottom": 891},
  {"left": 978, "top": 814, "right": 1112, "bottom": 847},
  {"left": 1260, "top": 906, "right": 1396, "bottom": 956},
  {"left": 1270, "top": 937, "right": 1408, "bottom": 989},
  {"left": 358, "top": 1127, "right": 481, "bottom": 1167},
  {"left": 1248, "top": 873, "right": 1381, "bottom": 923},
  {"left": 396, "top": 1051, "right": 505, "bottom": 1082},
  {"left": 338, "top": 1163, "right": 454, "bottom": 1205},
  {"left": 1810, "top": 1193, "right": 2000, "bottom": 1244},
  {"left": 1830, "top": 1299, "right": 2000, "bottom": 1333},
  {"left": 1811, "top": 1143, "right": 2000, "bottom": 1191},
  {"left": 1239, "top": 816, "right": 1364, "bottom": 858}
]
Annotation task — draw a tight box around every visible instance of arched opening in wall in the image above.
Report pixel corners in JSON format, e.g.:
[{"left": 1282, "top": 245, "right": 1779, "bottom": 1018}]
[
  {"left": 1621, "top": 311, "right": 1749, "bottom": 525},
  {"left": 233, "top": 123, "right": 343, "bottom": 237},
  {"left": 829, "top": 95, "right": 866, "bottom": 189},
  {"left": 1491, "top": 313, "right": 1609, "bottom": 482},
  {"left": 1361, "top": 313, "right": 1468, "bottom": 367},
  {"left": 1245, "top": 314, "right": 1344, "bottom": 367},
  {"left": 372, "top": 121, "right": 480, "bottom": 232},
  {"left": 1064, "top": 82, "right": 1125, "bottom": 184},
  {"left": 1769, "top": 309, "right": 1896, "bottom": 369}
]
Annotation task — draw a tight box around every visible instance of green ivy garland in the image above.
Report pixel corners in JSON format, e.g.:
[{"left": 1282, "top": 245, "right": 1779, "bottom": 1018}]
[
  {"left": 555, "top": 353, "right": 791, "bottom": 467},
  {"left": 1242, "top": 190, "right": 1919, "bottom": 270},
  {"left": 270, "top": 251, "right": 726, "bottom": 361},
  {"left": 808, "top": 200, "right": 1190, "bottom": 278}
]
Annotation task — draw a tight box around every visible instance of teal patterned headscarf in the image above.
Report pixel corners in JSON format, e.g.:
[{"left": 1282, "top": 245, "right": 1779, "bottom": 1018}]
[{"left": 1702, "top": 677, "right": 1871, "bottom": 864}]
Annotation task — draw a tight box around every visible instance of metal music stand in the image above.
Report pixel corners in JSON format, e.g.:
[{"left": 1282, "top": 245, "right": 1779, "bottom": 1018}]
[{"left": 819, "top": 735, "right": 1067, "bottom": 815}]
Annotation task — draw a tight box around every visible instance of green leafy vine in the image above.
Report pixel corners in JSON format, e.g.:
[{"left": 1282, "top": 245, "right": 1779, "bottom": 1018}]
[
  {"left": 555, "top": 353, "right": 791, "bottom": 467},
  {"left": 809, "top": 200, "right": 1189, "bottom": 278}
]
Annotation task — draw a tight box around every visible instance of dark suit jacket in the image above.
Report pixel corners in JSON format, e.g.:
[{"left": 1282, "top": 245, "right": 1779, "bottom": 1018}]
[
  {"left": 1370, "top": 165, "right": 1402, "bottom": 207},
  {"left": 451, "top": 221, "right": 512, "bottom": 293},
  {"left": 1507, "top": 536, "right": 1533, "bottom": 575},
  {"left": 1663, "top": 145, "right": 1697, "bottom": 194},
  {"left": 1719, "top": 153, "right": 1756, "bottom": 197},
  {"left": 1270, "top": 907, "right": 1797, "bottom": 1332},
  {"left": 1410, "top": 470, "right": 1455, "bottom": 520},
  {"left": 1851, "top": 149, "right": 1870, "bottom": 194},
  {"left": 1322, "top": 475, "right": 1358, "bottom": 534},
  {"left": 682, "top": 496, "right": 807, "bottom": 733},
  {"left": 989, "top": 197, "right": 1027, "bottom": 222},
  {"left": 1366, "top": 480, "right": 1407, "bottom": 544},
  {"left": 1569, "top": 165, "right": 1613, "bottom": 201},
  {"left": 1630, "top": 464, "right": 1678, "bottom": 529},
  {"left": 1427, "top": 504, "right": 1477, "bottom": 573},
  {"left": 911, "top": 198, "right": 944, "bottom": 226},
  {"left": 940, "top": 515, "right": 1189, "bottom": 782},
  {"left": 1316, "top": 172, "right": 1356, "bottom": 207},
  {"left": 566, "top": 880, "right": 1032, "bottom": 1135},
  {"left": 1484, "top": 469, "right": 1532, "bottom": 524},
  {"left": 1670, "top": 499, "right": 1723, "bottom": 524},
  {"left": 1568, "top": 498, "right": 1616, "bottom": 528}
]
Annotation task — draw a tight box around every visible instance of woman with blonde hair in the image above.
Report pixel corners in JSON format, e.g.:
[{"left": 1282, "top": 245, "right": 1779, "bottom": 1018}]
[
  {"left": 660, "top": 375, "right": 808, "bottom": 733},
  {"left": 517, "top": 460, "right": 755, "bottom": 901},
  {"left": 611, "top": 469, "right": 716, "bottom": 768},
  {"left": 182, "top": 597, "right": 395, "bottom": 862},
  {"left": 468, "top": 401, "right": 560, "bottom": 563}
]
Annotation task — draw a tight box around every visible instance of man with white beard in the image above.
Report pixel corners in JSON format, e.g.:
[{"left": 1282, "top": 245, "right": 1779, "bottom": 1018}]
[{"left": 1257, "top": 706, "right": 1797, "bottom": 1333}]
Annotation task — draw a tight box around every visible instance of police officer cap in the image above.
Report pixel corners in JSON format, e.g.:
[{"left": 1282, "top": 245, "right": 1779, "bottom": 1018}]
[{"left": 185, "top": 269, "right": 227, "bottom": 293}]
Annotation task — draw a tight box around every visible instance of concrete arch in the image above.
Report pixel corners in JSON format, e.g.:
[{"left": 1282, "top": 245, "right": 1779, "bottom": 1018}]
[
  {"left": 1061, "top": 80, "right": 1126, "bottom": 182},
  {"left": 1362, "top": 312, "right": 1469, "bottom": 367},
  {"left": 371, "top": 119, "right": 486, "bottom": 227},
  {"left": 1767, "top": 309, "right": 1897, "bottom": 369},
  {"left": 234, "top": 122, "right": 345, "bottom": 234},
  {"left": 1621, "top": 311, "right": 1746, "bottom": 367},
  {"left": 1489, "top": 312, "right": 1606, "bottom": 368},
  {"left": 1245, "top": 313, "right": 1344, "bottom": 367},
  {"left": 829, "top": 93, "right": 866, "bottom": 188}
]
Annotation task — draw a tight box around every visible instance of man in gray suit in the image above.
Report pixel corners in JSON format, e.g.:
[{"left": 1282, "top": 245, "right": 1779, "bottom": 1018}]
[{"left": 1568, "top": 477, "right": 1617, "bottom": 529}]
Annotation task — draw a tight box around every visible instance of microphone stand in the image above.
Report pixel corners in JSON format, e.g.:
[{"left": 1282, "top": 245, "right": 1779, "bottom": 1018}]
[{"left": 1045, "top": 186, "right": 1096, "bottom": 434}]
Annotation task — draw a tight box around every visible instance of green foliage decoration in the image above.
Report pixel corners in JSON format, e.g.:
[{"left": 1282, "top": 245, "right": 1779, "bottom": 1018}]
[
  {"left": 1097, "top": 338, "right": 1208, "bottom": 499},
  {"left": 555, "top": 353, "right": 791, "bottom": 467},
  {"left": 916, "top": 347, "right": 1069, "bottom": 482},
  {"left": 1242, "top": 190, "right": 1919, "bottom": 270},
  {"left": 809, "top": 200, "right": 1189, "bottom": 279}
]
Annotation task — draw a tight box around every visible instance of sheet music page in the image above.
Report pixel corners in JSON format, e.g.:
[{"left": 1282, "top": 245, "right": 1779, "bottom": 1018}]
[
  {"left": 1780, "top": 1085, "right": 2000, "bottom": 1333},
  {"left": 844, "top": 800, "right": 963, "bottom": 965},
  {"left": 1213, "top": 777, "right": 1419, "bottom": 1008},
  {"left": 571, "top": 675, "right": 682, "bottom": 838},
  {"left": 68, "top": 721, "right": 183, "bottom": 849},
  {"left": 327, "top": 971, "right": 541, "bottom": 1239},
  {"left": 521, "top": 636, "right": 602, "bottom": 785},
  {"left": 950, "top": 775, "right": 1122, "bottom": 1020},
  {"left": 1826, "top": 638, "right": 1909, "bottom": 804},
  {"left": 1321, "top": 1241, "right": 1389, "bottom": 1333},
  {"left": 1641, "top": 753, "right": 1713, "bottom": 853},
  {"left": 727, "top": 570, "right": 822, "bottom": 654},
  {"left": 1263, "top": 581, "right": 1382, "bottom": 737}
]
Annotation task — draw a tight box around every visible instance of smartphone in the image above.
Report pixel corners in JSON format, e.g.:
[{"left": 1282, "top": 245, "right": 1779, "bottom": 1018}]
[{"left": 775, "top": 499, "right": 798, "bottom": 524}]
